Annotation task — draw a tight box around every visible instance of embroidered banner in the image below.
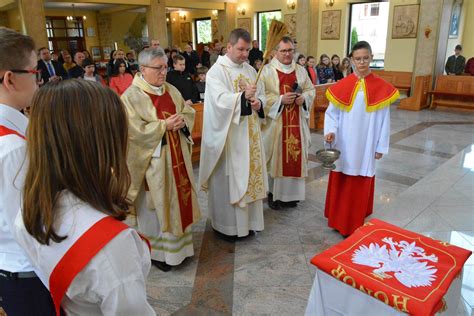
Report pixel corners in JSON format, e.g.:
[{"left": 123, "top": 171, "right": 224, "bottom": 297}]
[{"left": 311, "top": 218, "right": 471, "bottom": 315}]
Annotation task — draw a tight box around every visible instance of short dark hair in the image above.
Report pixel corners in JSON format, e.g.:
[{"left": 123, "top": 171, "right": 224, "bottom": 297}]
[
  {"left": 228, "top": 28, "right": 251, "bottom": 45},
  {"left": 173, "top": 54, "right": 185, "bottom": 64},
  {"left": 196, "top": 66, "right": 208, "bottom": 75},
  {"left": 351, "top": 41, "right": 372, "bottom": 55},
  {"left": 298, "top": 54, "right": 305, "bottom": 60},
  {"left": 455, "top": 44, "right": 462, "bottom": 51},
  {"left": 38, "top": 47, "right": 48, "bottom": 54},
  {"left": 276, "top": 36, "right": 294, "bottom": 50},
  {"left": 307, "top": 56, "right": 315, "bottom": 61},
  {"left": 0, "top": 27, "right": 35, "bottom": 71}
]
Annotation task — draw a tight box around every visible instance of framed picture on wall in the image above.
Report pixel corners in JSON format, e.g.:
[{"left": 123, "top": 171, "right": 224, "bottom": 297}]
[
  {"left": 284, "top": 14, "right": 297, "bottom": 40},
  {"left": 392, "top": 4, "right": 419, "bottom": 39},
  {"left": 91, "top": 46, "right": 102, "bottom": 61},
  {"left": 448, "top": 0, "right": 462, "bottom": 38},
  {"left": 321, "top": 10, "right": 341, "bottom": 40},
  {"left": 237, "top": 18, "right": 251, "bottom": 33},
  {"left": 103, "top": 46, "right": 112, "bottom": 60},
  {"left": 180, "top": 22, "right": 191, "bottom": 43}
]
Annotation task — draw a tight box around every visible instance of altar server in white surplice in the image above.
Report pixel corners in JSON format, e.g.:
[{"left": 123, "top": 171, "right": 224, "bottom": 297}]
[
  {"left": 199, "top": 28, "right": 267, "bottom": 240},
  {"left": 260, "top": 36, "right": 315, "bottom": 210}
]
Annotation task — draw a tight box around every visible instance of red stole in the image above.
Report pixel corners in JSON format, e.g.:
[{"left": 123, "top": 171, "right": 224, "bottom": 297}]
[
  {"left": 147, "top": 92, "right": 194, "bottom": 231},
  {"left": 0, "top": 125, "right": 26, "bottom": 139},
  {"left": 325, "top": 73, "right": 399, "bottom": 112},
  {"left": 277, "top": 70, "right": 302, "bottom": 177},
  {"left": 49, "top": 217, "right": 128, "bottom": 316}
]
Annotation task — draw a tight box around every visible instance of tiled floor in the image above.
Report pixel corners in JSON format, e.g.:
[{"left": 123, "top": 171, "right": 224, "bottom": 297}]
[{"left": 146, "top": 105, "right": 474, "bottom": 315}]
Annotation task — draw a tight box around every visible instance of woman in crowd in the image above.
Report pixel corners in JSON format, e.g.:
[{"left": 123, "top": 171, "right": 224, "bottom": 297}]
[
  {"left": 62, "top": 54, "right": 76, "bottom": 73},
  {"left": 316, "top": 54, "right": 335, "bottom": 84},
  {"left": 15, "top": 79, "right": 155, "bottom": 315},
  {"left": 109, "top": 58, "right": 133, "bottom": 96},
  {"left": 306, "top": 55, "right": 318, "bottom": 85},
  {"left": 107, "top": 49, "right": 129, "bottom": 77},
  {"left": 331, "top": 54, "right": 344, "bottom": 81},
  {"left": 82, "top": 49, "right": 92, "bottom": 63},
  {"left": 82, "top": 59, "right": 106, "bottom": 86},
  {"left": 253, "top": 59, "right": 263, "bottom": 72},
  {"left": 340, "top": 57, "right": 353, "bottom": 78},
  {"left": 297, "top": 54, "right": 306, "bottom": 67}
]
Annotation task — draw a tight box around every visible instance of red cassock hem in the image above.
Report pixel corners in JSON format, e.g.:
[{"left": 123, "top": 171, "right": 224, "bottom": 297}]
[{"left": 324, "top": 171, "right": 375, "bottom": 236}]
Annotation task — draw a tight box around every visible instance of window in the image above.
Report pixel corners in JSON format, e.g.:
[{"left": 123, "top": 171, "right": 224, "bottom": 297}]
[
  {"left": 348, "top": 2, "right": 389, "bottom": 68},
  {"left": 195, "top": 18, "right": 212, "bottom": 44},
  {"left": 257, "top": 10, "right": 282, "bottom": 50},
  {"left": 45, "top": 17, "right": 85, "bottom": 54}
]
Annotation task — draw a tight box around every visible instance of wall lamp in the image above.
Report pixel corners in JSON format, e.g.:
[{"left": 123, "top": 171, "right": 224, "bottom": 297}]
[
  {"left": 179, "top": 11, "right": 187, "bottom": 21},
  {"left": 325, "top": 0, "right": 335, "bottom": 6},
  {"left": 287, "top": 0, "right": 296, "bottom": 10},
  {"left": 237, "top": 6, "right": 246, "bottom": 15}
]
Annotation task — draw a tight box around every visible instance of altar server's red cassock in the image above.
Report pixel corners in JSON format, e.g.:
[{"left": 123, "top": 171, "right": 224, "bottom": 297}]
[{"left": 324, "top": 73, "right": 399, "bottom": 236}]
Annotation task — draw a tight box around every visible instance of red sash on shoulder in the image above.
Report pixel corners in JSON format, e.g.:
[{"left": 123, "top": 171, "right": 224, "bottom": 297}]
[
  {"left": 49, "top": 216, "right": 128, "bottom": 316},
  {"left": 310, "top": 219, "right": 472, "bottom": 316},
  {"left": 325, "top": 73, "right": 399, "bottom": 112},
  {"left": 277, "top": 70, "right": 302, "bottom": 177},
  {"left": 146, "top": 92, "right": 194, "bottom": 231},
  {"left": 0, "top": 125, "right": 25, "bottom": 139}
]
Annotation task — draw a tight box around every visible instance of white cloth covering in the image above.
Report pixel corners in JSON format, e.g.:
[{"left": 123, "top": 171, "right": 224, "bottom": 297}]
[
  {"left": 324, "top": 88, "right": 390, "bottom": 177},
  {"left": 14, "top": 190, "right": 155, "bottom": 316},
  {"left": 0, "top": 103, "right": 34, "bottom": 273},
  {"left": 268, "top": 176, "right": 305, "bottom": 202},
  {"left": 134, "top": 185, "right": 194, "bottom": 266},
  {"left": 305, "top": 268, "right": 462, "bottom": 316}
]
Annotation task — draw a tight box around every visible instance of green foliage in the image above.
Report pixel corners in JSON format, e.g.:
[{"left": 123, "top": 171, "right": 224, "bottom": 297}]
[
  {"left": 351, "top": 27, "right": 359, "bottom": 50},
  {"left": 261, "top": 16, "right": 268, "bottom": 49},
  {"left": 197, "top": 20, "right": 212, "bottom": 44},
  {"left": 259, "top": 11, "right": 282, "bottom": 49}
]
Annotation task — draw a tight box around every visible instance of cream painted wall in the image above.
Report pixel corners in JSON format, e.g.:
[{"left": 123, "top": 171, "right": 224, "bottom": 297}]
[
  {"left": 170, "top": 9, "right": 213, "bottom": 49},
  {"left": 109, "top": 11, "right": 143, "bottom": 52},
  {"left": 44, "top": 9, "right": 100, "bottom": 51},
  {"left": 461, "top": 0, "right": 474, "bottom": 58},
  {"left": 384, "top": 0, "right": 419, "bottom": 72},
  {"left": 7, "top": 8, "right": 21, "bottom": 33}
]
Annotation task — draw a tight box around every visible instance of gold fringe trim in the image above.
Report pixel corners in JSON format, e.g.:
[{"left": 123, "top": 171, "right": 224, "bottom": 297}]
[{"left": 365, "top": 89, "right": 400, "bottom": 113}]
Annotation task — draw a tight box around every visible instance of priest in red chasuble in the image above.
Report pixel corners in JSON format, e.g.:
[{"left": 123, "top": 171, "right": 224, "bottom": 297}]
[
  {"left": 324, "top": 41, "right": 399, "bottom": 236},
  {"left": 260, "top": 36, "right": 315, "bottom": 210},
  {"left": 121, "top": 48, "right": 201, "bottom": 271}
]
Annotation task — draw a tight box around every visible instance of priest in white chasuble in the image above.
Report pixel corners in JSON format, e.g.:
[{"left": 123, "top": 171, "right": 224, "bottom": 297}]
[
  {"left": 121, "top": 48, "right": 201, "bottom": 271},
  {"left": 199, "top": 28, "right": 267, "bottom": 240},
  {"left": 324, "top": 41, "right": 399, "bottom": 237},
  {"left": 260, "top": 36, "right": 315, "bottom": 210}
]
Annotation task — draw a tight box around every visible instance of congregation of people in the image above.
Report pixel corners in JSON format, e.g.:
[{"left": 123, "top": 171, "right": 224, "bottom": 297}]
[{"left": 3, "top": 21, "right": 470, "bottom": 315}]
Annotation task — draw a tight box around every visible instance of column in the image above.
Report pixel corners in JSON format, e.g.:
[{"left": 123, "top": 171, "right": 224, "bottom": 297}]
[
  {"left": 296, "top": 0, "right": 319, "bottom": 56},
  {"left": 146, "top": 0, "right": 168, "bottom": 47},
  {"left": 0, "top": 11, "right": 8, "bottom": 28},
  {"left": 18, "top": 0, "right": 48, "bottom": 48},
  {"left": 97, "top": 13, "right": 114, "bottom": 50},
  {"left": 412, "top": 0, "right": 444, "bottom": 77},
  {"left": 216, "top": 2, "right": 236, "bottom": 43}
]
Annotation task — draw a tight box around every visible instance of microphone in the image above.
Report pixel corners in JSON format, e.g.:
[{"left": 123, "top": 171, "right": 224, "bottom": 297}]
[{"left": 292, "top": 82, "right": 303, "bottom": 94}]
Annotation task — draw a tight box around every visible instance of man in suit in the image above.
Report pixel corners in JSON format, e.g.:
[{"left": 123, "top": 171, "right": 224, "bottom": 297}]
[
  {"left": 183, "top": 44, "right": 200, "bottom": 75},
  {"left": 445, "top": 45, "right": 466, "bottom": 75},
  {"left": 37, "top": 47, "right": 67, "bottom": 84}
]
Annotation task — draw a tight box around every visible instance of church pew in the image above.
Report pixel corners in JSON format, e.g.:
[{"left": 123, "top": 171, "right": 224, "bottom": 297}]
[
  {"left": 191, "top": 103, "right": 203, "bottom": 162},
  {"left": 398, "top": 75, "right": 432, "bottom": 111},
  {"left": 428, "top": 75, "right": 474, "bottom": 110},
  {"left": 371, "top": 70, "right": 412, "bottom": 95},
  {"left": 310, "top": 82, "right": 335, "bottom": 130}
]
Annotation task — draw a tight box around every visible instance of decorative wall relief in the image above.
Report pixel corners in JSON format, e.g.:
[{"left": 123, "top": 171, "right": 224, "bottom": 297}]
[
  {"left": 284, "top": 14, "right": 297, "bottom": 40},
  {"left": 237, "top": 18, "right": 251, "bottom": 33},
  {"left": 180, "top": 22, "right": 191, "bottom": 43},
  {"left": 392, "top": 5, "right": 419, "bottom": 39},
  {"left": 321, "top": 10, "right": 341, "bottom": 40}
]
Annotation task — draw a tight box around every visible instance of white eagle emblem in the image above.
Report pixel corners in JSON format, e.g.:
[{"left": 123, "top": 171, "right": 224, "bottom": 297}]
[{"left": 352, "top": 237, "right": 438, "bottom": 288}]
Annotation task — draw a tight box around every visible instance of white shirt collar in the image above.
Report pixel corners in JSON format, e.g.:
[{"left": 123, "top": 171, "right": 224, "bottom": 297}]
[
  {"left": 218, "top": 55, "right": 244, "bottom": 69},
  {"left": 140, "top": 75, "right": 164, "bottom": 95},
  {"left": 0, "top": 103, "right": 28, "bottom": 135},
  {"left": 271, "top": 58, "right": 295, "bottom": 73}
]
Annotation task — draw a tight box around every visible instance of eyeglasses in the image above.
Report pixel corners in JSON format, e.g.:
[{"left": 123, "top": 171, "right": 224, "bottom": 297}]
[
  {"left": 0, "top": 69, "right": 42, "bottom": 84},
  {"left": 352, "top": 56, "right": 371, "bottom": 64},
  {"left": 278, "top": 48, "right": 294, "bottom": 55},
  {"left": 141, "top": 65, "right": 167, "bottom": 73}
]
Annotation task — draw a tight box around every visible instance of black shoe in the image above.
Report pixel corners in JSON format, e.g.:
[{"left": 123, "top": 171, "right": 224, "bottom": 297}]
[
  {"left": 213, "top": 228, "right": 237, "bottom": 242},
  {"left": 152, "top": 260, "right": 172, "bottom": 272},
  {"left": 267, "top": 193, "right": 281, "bottom": 210},
  {"left": 280, "top": 201, "right": 298, "bottom": 208}
]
